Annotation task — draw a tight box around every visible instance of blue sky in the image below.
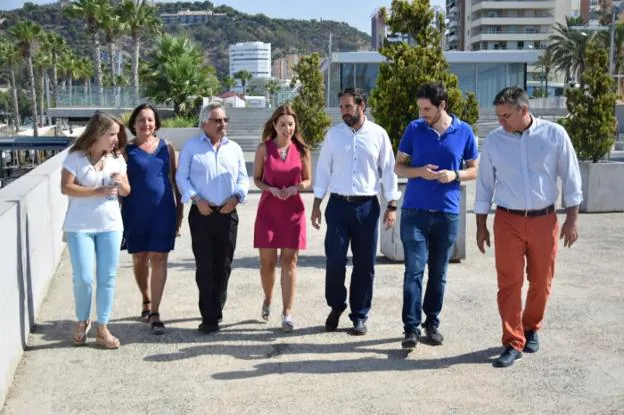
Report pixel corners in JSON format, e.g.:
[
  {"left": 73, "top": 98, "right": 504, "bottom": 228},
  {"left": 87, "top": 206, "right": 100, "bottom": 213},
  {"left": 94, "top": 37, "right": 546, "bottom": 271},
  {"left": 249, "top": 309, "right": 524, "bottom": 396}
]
[{"left": 1, "top": 0, "right": 446, "bottom": 35}]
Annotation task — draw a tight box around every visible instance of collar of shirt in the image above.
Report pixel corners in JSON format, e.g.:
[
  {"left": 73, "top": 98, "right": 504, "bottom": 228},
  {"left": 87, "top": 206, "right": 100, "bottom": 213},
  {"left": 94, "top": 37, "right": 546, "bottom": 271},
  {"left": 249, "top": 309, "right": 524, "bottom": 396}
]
[
  {"left": 507, "top": 114, "right": 540, "bottom": 137},
  {"left": 415, "top": 114, "right": 461, "bottom": 139},
  {"left": 200, "top": 133, "right": 230, "bottom": 149}
]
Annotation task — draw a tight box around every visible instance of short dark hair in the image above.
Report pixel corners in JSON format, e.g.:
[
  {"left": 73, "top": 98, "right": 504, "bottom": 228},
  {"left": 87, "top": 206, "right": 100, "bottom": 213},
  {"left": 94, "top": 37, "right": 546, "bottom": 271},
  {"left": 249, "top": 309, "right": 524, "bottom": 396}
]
[
  {"left": 127, "top": 103, "right": 161, "bottom": 136},
  {"left": 415, "top": 82, "right": 448, "bottom": 107},
  {"left": 338, "top": 87, "right": 367, "bottom": 107},
  {"left": 492, "top": 86, "right": 529, "bottom": 109}
]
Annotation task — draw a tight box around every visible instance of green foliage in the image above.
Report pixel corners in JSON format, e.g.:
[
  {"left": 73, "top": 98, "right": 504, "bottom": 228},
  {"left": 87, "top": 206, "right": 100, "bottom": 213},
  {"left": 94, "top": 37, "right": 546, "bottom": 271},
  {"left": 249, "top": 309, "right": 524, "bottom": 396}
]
[
  {"left": 143, "top": 34, "right": 220, "bottom": 117},
  {"left": 161, "top": 115, "right": 199, "bottom": 128},
  {"left": 369, "top": 0, "right": 479, "bottom": 151},
  {"left": 290, "top": 52, "right": 331, "bottom": 150},
  {"left": 559, "top": 41, "right": 616, "bottom": 163}
]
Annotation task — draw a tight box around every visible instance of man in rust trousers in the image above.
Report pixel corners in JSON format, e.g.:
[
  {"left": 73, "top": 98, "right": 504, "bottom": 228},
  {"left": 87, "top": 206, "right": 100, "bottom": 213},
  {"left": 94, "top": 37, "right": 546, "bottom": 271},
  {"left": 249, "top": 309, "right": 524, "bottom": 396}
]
[{"left": 474, "top": 86, "right": 583, "bottom": 368}]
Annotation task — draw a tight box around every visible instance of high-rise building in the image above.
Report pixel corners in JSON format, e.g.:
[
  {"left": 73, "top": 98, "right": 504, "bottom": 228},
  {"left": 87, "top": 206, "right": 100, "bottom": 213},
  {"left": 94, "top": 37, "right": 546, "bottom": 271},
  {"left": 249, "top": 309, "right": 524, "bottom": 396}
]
[
  {"left": 446, "top": 0, "right": 582, "bottom": 51},
  {"left": 371, "top": 6, "right": 445, "bottom": 50},
  {"left": 229, "top": 42, "right": 271, "bottom": 81},
  {"left": 272, "top": 54, "right": 299, "bottom": 80}
]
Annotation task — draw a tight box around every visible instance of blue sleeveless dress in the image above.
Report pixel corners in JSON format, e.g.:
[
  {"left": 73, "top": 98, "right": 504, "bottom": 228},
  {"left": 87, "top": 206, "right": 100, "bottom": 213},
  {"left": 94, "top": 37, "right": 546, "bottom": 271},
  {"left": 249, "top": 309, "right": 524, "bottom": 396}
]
[{"left": 121, "top": 138, "right": 176, "bottom": 253}]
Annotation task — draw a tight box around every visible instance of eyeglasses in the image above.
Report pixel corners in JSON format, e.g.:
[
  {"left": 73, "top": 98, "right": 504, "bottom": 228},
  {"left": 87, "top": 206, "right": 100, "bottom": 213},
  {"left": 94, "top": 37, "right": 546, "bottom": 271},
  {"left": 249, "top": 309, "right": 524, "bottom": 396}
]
[{"left": 209, "top": 117, "right": 229, "bottom": 124}]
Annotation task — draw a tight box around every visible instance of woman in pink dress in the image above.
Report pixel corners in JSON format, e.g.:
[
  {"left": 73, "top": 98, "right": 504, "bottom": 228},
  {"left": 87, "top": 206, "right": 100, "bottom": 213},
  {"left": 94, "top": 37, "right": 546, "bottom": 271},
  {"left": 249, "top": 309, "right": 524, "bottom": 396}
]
[{"left": 253, "top": 104, "right": 311, "bottom": 332}]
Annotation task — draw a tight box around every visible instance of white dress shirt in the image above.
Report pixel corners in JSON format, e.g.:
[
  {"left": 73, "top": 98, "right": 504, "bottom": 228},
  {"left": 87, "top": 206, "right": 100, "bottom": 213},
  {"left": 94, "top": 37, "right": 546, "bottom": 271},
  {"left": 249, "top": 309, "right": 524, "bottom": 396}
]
[
  {"left": 176, "top": 133, "right": 249, "bottom": 206},
  {"left": 474, "top": 116, "right": 583, "bottom": 214},
  {"left": 313, "top": 119, "right": 401, "bottom": 202}
]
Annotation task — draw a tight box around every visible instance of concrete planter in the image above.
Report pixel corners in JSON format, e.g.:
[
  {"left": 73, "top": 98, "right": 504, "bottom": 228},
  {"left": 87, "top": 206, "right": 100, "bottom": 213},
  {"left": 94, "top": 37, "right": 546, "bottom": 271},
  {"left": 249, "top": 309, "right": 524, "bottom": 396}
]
[
  {"left": 578, "top": 161, "right": 624, "bottom": 212},
  {"left": 379, "top": 181, "right": 467, "bottom": 263}
]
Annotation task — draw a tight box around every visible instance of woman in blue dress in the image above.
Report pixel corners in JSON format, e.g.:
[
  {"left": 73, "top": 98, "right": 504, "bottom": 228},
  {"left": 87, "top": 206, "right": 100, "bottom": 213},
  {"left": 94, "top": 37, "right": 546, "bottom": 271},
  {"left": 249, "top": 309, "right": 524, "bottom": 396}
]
[{"left": 121, "top": 104, "right": 183, "bottom": 334}]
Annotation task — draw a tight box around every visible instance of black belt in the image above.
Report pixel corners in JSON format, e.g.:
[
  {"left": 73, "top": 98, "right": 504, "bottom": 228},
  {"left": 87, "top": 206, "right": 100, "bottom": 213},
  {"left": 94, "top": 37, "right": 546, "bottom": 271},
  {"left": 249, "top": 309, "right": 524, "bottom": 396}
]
[
  {"left": 497, "top": 204, "right": 555, "bottom": 217},
  {"left": 330, "top": 193, "right": 376, "bottom": 203}
]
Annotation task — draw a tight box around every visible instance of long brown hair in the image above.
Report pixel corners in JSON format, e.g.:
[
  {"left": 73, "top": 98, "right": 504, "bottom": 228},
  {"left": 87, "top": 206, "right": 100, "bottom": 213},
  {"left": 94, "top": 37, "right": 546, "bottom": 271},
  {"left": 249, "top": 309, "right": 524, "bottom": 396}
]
[
  {"left": 70, "top": 111, "right": 128, "bottom": 158},
  {"left": 261, "top": 104, "right": 309, "bottom": 158}
]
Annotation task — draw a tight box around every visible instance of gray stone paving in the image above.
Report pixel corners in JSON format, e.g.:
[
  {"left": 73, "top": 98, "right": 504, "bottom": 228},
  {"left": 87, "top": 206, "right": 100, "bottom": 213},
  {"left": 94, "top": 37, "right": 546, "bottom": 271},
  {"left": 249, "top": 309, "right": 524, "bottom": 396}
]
[{"left": 2, "top": 182, "right": 624, "bottom": 414}]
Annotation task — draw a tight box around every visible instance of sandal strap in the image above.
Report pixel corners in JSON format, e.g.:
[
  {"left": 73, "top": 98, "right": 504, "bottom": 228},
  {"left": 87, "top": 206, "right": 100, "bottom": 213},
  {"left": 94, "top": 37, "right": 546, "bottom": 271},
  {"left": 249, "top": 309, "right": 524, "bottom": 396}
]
[
  {"left": 142, "top": 300, "right": 151, "bottom": 305},
  {"left": 149, "top": 312, "right": 160, "bottom": 318}
]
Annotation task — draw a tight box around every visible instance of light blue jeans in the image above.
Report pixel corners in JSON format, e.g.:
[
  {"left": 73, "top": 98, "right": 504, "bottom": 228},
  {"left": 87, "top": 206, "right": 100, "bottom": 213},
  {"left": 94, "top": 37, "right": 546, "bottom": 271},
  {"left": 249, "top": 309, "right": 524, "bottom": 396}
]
[{"left": 66, "top": 231, "right": 123, "bottom": 324}]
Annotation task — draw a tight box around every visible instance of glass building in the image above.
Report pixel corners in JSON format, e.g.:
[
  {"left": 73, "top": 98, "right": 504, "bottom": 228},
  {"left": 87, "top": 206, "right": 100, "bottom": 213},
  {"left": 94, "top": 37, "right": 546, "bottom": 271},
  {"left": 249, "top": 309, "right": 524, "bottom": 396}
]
[{"left": 324, "top": 50, "right": 539, "bottom": 108}]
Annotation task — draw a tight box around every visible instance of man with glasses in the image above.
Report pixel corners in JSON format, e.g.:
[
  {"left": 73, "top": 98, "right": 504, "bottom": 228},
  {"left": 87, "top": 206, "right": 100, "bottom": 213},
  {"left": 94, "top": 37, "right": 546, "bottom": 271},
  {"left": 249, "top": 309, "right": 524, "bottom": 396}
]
[
  {"left": 475, "top": 86, "right": 582, "bottom": 367},
  {"left": 176, "top": 103, "right": 249, "bottom": 333}
]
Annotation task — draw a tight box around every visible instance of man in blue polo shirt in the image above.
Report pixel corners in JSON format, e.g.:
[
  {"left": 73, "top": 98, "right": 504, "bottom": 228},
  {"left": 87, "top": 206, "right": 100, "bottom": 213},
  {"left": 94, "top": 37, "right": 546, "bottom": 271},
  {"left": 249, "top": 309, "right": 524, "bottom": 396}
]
[{"left": 395, "top": 82, "right": 479, "bottom": 350}]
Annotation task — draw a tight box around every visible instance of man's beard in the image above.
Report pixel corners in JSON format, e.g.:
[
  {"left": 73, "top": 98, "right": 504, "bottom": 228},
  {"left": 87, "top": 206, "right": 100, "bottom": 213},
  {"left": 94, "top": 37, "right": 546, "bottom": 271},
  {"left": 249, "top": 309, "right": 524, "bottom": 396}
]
[
  {"left": 425, "top": 110, "right": 441, "bottom": 126},
  {"left": 343, "top": 113, "right": 361, "bottom": 127}
]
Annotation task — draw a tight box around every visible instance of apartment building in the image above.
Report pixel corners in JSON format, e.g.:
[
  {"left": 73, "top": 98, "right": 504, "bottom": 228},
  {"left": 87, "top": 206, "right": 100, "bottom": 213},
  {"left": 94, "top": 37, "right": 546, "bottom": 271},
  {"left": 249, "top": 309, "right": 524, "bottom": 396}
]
[
  {"left": 160, "top": 10, "right": 227, "bottom": 25},
  {"left": 229, "top": 42, "right": 272, "bottom": 80},
  {"left": 446, "top": 1, "right": 583, "bottom": 51},
  {"left": 371, "top": 6, "right": 445, "bottom": 50},
  {"left": 272, "top": 54, "right": 299, "bottom": 81}
]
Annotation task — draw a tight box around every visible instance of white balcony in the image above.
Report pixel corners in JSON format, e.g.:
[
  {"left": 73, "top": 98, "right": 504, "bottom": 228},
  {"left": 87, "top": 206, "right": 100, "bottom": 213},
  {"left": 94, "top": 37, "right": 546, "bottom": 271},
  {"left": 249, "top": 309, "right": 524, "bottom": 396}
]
[
  {"left": 472, "top": 1, "right": 555, "bottom": 12},
  {"left": 470, "top": 32, "right": 549, "bottom": 43},
  {"left": 471, "top": 17, "right": 555, "bottom": 28},
  {"left": 447, "top": 33, "right": 458, "bottom": 43},
  {"left": 448, "top": 19, "right": 458, "bottom": 29}
]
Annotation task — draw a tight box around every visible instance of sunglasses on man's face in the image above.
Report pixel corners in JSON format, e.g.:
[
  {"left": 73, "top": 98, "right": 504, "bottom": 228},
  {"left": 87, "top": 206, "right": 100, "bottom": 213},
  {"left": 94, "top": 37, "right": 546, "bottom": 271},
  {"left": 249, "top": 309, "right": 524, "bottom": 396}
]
[{"left": 209, "top": 117, "right": 229, "bottom": 124}]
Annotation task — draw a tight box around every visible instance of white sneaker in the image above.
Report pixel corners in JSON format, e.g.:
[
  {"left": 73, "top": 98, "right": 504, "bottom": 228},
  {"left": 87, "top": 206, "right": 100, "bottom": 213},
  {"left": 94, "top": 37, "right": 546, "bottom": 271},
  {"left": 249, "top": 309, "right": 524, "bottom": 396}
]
[{"left": 281, "top": 314, "right": 294, "bottom": 332}]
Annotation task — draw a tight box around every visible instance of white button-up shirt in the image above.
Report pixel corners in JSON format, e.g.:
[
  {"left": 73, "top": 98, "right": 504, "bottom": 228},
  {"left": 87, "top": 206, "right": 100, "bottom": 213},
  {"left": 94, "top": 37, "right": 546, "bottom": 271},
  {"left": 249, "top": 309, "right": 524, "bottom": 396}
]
[
  {"left": 313, "top": 118, "right": 401, "bottom": 202},
  {"left": 176, "top": 134, "right": 249, "bottom": 206},
  {"left": 474, "top": 116, "right": 583, "bottom": 214}
]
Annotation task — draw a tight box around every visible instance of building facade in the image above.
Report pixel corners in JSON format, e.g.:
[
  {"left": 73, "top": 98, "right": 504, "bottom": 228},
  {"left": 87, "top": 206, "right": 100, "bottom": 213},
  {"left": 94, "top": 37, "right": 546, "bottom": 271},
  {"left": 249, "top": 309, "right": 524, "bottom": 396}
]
[
  {"left": 160, "top": 10, "right": 226, "bottom": 25},
  {"left": 324, "top": 50, "right": 538, "bottom": 108},
  {"left": 229, "top": 42, "right": 272, "bottom": 81},
  {"left": 272, "top": 54, "right": 300, "bottom": 81}
]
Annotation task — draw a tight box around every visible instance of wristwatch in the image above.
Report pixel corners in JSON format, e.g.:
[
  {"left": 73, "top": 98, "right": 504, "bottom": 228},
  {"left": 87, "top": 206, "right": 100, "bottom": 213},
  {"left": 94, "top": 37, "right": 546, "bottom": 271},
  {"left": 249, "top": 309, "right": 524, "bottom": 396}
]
[
  {"left": 233, "top": 193, "right": 242, "bottom": 202},
  {"left": 387, "top": 204, "right": 397, "bottom": 212},
  {"left": 454, "top": 170, "right": 461, "bottom": 183},
  {"left": 191, "top": 195, "right": 201, "bottom": 205}
]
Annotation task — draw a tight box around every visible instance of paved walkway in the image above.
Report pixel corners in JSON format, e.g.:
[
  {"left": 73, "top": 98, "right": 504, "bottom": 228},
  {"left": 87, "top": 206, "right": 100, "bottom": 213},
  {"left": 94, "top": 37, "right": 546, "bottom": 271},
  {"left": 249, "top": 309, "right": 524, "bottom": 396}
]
[{"left": 3, "top": 183, "right": 624, "bottom": 414}]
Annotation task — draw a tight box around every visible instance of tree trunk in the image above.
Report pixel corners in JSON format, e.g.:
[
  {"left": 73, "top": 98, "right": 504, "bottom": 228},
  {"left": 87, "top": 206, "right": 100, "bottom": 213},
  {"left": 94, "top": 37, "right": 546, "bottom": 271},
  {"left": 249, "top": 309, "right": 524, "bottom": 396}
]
[
  {"left": 39, "top": 69, "right": 45, "bottom": 127},
  {"left": 132, "top": 33, "right": 140, "bottom": 103},
  {"left": 92, "top": 29, "right": 104, "bottom": 106},
  {"left": 69, "top": 76, "right": 73, "bottom": 106},
  {"left": 10, "top": 69, "right": 20, "bottom": 130},
  {"left": 108, "top": 41, "right": 119, "bottom": 107},
  {"left": 545, "top": 70, "right": 549, "bottom": 98},
  {"left": 52, "top": 55, "right": 59, "bottom": 107},
  {"left": 27, "top": 54, "right": 39, "bottom": 137}
]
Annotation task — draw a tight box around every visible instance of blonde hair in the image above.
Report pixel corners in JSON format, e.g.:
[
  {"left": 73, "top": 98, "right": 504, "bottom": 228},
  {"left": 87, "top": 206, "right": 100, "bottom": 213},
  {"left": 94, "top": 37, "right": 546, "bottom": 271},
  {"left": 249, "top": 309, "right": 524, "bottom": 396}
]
[{"left": 70, "top": 111, "right": 127, "bottom": 157}]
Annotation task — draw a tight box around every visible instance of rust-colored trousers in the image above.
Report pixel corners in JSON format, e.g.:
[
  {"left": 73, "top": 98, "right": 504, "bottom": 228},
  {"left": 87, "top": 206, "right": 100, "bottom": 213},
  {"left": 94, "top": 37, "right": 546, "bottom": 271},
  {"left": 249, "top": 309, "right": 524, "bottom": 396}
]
[{"left": 493, "top": 209, "right": 559, "bottom": 351}]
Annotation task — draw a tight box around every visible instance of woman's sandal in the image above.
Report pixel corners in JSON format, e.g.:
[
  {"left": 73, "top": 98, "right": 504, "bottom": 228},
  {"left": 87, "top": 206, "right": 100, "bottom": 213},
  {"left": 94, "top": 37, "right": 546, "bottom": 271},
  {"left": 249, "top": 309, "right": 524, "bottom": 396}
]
[
  {"left": 95, "top": 331, "right": 120, "bottom": 349},
  {"left": 71, "top": 320, "right": 91, "bottom": 346},
  {"left": 262, "top": 302, "right": 271, "bottom": 321},
  {"left": 149, "top": 312, "right": 165, "bottom": 335},
  {"left": 140, "top": 300, "right": 151, "bottom": 322}
]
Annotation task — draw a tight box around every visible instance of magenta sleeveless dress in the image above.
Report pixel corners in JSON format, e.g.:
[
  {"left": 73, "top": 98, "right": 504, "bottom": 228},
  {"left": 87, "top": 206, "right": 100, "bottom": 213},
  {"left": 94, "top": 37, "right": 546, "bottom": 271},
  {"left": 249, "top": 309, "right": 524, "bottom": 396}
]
[{"left": 254, "top": 140, "right": 307, "bottom": 249}]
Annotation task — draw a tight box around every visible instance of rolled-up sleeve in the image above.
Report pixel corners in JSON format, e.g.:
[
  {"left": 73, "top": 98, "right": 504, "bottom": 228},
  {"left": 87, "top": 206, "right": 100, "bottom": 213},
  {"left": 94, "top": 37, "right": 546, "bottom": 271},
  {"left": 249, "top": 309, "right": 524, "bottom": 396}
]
[
  {"left": 313, "top": 132, "right": 332, "bottom": 199},
  {"left": 175, "top": 140, "right": 197, "bottom": 203},
  {"left": 234, "top": 145, "right": 250, "bottom": 203},
  {"left": 379, "top": 130, "right": 401, "bottom": 201},
  {"left": 557, "top": 127, "right": 583, "bottom": 208},
  {"left": 474, "top": 135, "right": 495, "bottom": 214}
]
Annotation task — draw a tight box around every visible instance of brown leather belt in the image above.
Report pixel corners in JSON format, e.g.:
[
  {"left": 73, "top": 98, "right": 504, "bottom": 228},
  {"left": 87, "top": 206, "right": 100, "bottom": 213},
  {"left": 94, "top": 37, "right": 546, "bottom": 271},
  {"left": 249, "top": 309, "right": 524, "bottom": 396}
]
[
  {"left": 497, "top": 204, "right": 555, "bottom": 217},
  {"left": 330, "top": 193, "right": 376, "bottom": 203}
]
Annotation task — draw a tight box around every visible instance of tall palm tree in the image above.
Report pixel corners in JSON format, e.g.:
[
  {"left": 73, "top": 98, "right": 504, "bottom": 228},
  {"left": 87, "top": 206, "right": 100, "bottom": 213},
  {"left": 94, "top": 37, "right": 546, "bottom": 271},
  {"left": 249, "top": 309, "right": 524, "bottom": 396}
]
[
  {"left": 118, "top": 0, "right": 161, "bottom": 102},
  {"left": 234, "top": 69, "right": 253, "bottom": 95},
  {"left": 65, "top": 0, "right": 107, "bottom": 105},
  {"left": 265, "top": 78, "right": 280, "bottom": 107},
  {"left": 101, "top": 9, "right": 127, "bottom": 104},
  {"left": 11, "top": 20, "right": 43, "bottom": 136},
  {"left": 76, "top": 57, "right": 94, "bottom": 105},
  {"left": 548, "top": 22, "right": 594, "bottom": 88},
  {"left": 223, "top": 75, "right": 235, "bottom": 92},
  {"left": 33, "top": 51, "right": 52, "bottom": 127},
  {"left": 144, "top": 34, "right": 220, "bottom": 116},
  {"left": 0, "top": 40, "right": 22, "bottom": 130},
  {"left": 45, "top": 33, "right": 67, "bottom": 107},
  {"left": 59, "top": 50, "right": 79, "bottom": 105},
  {"left": 536, "top": 49, "right": 554, "bottom": 97}
]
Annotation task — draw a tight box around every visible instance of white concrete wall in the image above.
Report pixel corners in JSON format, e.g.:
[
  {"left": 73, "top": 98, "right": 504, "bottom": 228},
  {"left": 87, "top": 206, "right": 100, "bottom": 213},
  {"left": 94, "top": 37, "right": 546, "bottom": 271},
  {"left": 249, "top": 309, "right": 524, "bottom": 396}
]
[{"left": 0, "top": 149, "right": 68, "bottom": 407}]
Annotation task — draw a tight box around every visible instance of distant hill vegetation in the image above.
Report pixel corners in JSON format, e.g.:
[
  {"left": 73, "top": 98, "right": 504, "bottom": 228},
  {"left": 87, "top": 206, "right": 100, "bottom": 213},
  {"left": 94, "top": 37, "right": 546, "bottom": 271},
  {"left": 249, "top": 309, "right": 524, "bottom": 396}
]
[{"left": 0, "top": 1, "right": 371, "bottom": 76}]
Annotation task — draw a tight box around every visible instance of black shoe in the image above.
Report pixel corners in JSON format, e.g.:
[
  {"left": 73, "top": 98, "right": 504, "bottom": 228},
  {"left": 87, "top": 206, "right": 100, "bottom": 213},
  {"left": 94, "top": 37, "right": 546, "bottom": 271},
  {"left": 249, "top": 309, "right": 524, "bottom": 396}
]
[
  {"left": 523, "top": 330, "right": 539, "bottom": 353},
  {"left": 349, "top": 320, "right": 367, "bottom": 336},
  {"left": 325, "top": 309, "right": 343, "bottom": 332},
  {"left": 493, "top": 346, "right": 522, "bottom": 368},
  {"left": 423, "top": 325, "right": 444, "bottom": 345},
  {"left": 401, "top": 332, "right": 419, "bottom": 350},
  {"left": 198, "top": 322, "right": 220, "bottom": 334}
]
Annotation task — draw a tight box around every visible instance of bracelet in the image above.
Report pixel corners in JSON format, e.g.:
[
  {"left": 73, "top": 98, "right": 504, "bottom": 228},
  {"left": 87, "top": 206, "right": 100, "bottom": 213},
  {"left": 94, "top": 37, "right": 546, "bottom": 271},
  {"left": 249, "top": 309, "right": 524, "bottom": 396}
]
[{"left": 387, "top": 205, "right": 397, "bottom": 212}]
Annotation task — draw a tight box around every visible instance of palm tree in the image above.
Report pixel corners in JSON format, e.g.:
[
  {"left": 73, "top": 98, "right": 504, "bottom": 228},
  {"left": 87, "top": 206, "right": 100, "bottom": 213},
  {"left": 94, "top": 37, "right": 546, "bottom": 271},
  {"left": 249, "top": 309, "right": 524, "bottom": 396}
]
[
  {"left": 65, "top": 0, "right": 107, "bottom": 105},
  {"left": 59, "top": 50, "right": 79, "bottom": 105},
  {"left": 265, "top": 78, "right": 280, "bottom": 107},
  {"left": 33, "top": 51, "right": 52, "bottom": 127},
  {"left": 45, "top": 33, "right": 67, "bottom": 107},
  {"left": 101, "top": 9, "right": 127, "bottom": 104},
  {"left": 118, "top": 0, "right": 161, "bottom": 103},
  {"left": 0, "top": 40, "right": 22, "bottom": 130},
  {"left": 76, "top": 57, "right": 94, "bottom": 105},
  {"left": 548, "top": 22, "right": 594, "bottom": 88},
  {"left": 11, "top": 20, "right": 43, "bottom": 136},
  {"left": 144, "top": 34, "right": 220, "bottom": 117},
  {"left": 536, "top": 49, "right": 554, "bottom": 97},
  {"left": 233, "top": 69, "right": 253, "bottom": 95},
  {"left": 223, "top": 75, "right": 235, "bottom": 92}
]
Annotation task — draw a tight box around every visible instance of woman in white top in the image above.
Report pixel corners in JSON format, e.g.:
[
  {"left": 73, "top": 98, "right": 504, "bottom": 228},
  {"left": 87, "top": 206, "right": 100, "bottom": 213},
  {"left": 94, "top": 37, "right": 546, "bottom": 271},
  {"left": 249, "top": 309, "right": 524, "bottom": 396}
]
[{"left": 61, "top": 111, "right": 131, "bottom": 349}]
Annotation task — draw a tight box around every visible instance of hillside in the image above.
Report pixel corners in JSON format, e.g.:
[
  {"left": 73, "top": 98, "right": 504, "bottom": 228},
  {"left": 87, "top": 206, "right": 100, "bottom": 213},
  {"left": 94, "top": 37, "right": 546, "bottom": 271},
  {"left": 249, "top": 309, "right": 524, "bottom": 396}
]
[{"left": 0, "top": 1, "right": 371, "bottom": 77}]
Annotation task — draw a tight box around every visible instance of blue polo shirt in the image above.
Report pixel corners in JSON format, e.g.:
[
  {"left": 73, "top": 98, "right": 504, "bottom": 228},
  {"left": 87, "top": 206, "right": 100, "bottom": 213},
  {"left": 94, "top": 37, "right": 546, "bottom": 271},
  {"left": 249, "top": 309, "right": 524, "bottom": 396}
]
[{"left": 398, "top": 115, "right": 478, "bottom": 214}]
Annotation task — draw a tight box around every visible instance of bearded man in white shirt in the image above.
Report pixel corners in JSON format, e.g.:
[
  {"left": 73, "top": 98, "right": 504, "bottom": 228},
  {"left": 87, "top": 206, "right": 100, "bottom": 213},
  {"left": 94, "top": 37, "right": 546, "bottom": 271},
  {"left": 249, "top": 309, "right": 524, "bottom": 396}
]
[
  {"left": 311, "top": 87, "right": 401, "bottom": 336},
  {"left": 475, "top": 86, "right": 583, "bottom": 368}
]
